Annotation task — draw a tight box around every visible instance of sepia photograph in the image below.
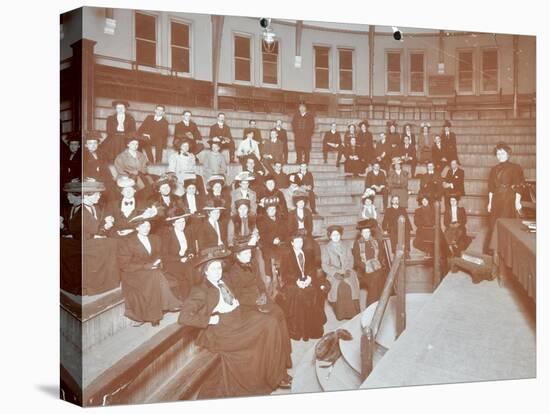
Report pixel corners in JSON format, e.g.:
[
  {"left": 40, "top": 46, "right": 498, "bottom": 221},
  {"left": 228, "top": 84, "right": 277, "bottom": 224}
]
[{"left": 58, "top": 5, "right": 536, "bottom": 407}]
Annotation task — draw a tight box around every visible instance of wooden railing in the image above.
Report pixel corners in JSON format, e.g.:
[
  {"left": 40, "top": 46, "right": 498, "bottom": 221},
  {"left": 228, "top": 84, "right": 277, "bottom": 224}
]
[
  {"left": 433, "top": 200, "right": 442, "bottom": 289},
  {"left": 360, "top": 216, "right": 406, "bottom": 381}
]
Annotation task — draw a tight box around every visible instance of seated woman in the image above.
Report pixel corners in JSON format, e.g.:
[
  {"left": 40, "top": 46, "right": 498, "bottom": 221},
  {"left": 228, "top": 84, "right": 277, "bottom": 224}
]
[
  {"left": 60, "top": 178, "right": 119, "bottom": 296},
  {"left": 387, "top": 157, "right": 410, "bottom": 209},
  {"left": 279, "top": 230, "right": 328, "bottom": 341},
  {"left": 359, "top": 190, "right": 378, "bottom": 220},
  {"left": 178, "top": 246, "right": 292, "bottom": 397},
  {"left": 413, "top": 194, "right": 436, "bottom": 257},
  {"left": 168, "top": 137, "right": 205, "bottom": 195},
  {"left": 287, "top": 189, "right": 313, "bottom": 236},
  {"left": 343, "top": 136, "right": 366, "bottom": 177},
  {"left": 114, "top": 135, "right": 155, "bottom": 196},
  {"left": 444, "top": 194, "right": 472, "bottom": 257},
  {"left": 352, "top": 219, "right": 386, "bottom": 307},
  {"left": 118, "top": 216, "right": 182, "bottom": 326},
  {"left": 161, "top": 209, "right": 197, "bottom": 301},
  {"left": 322, "top": 225, "right": 360, "bottom": 320}
]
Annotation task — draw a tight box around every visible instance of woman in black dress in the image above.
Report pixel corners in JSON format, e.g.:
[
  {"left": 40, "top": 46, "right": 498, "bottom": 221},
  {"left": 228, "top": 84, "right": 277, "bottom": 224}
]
[
  {"left": 178, "top": 246, "right": 292, "bottom": 397},
  {"left": 413, "top": 194, "right": 436, "bottom": 256},
  {"left": 343, "top": 136, "right": 366, "bottom": 176},
  {"left": 279, "top": 230, "right": 328, "bottom": 341}
]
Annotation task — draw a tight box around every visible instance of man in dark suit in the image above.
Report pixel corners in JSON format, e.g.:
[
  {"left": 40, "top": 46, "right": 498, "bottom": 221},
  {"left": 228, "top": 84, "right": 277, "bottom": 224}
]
[
  {"left": 322, "top": 122, "right": 344, "bottom": 166},
  {"left": 432, "top": 135, "right": 449, "bottom": 174},
  {"left": 248, "top": 119, "right": 263, "bottom": 144},
  {"left": 274, "top": 119, "right": 289, "bottom": 164},
  {"left": 104, "top": 100, "right": 136, "bottom": 162},
  {"left": 291, "top": 103, "right": 315, "bottom": 164},
  {"left": 209, "top": 112, "right": 235, "bottom": 163},
  {"left": 272, "top": 161, "right": 289, "bottom": 189},
  {"left": 365, "top": 162, "right": 388, "bottom": 211},
  {"left": 442, "top": 159, "right": 465, "bottom": 207},
  {"left": 175, "top": 110, "right": 205, "bottom": 156},
  {"left": 61, "top": 133, "right": 82, "bottom": 184},
  {"left": 395, "top": 135, "right": 418, "bottom": 177},
  {"left": 419, "top": 161, "right": 444, "bottom": 202},
  {"left": 296, "top": 162, "right": 318, "bottom": 214},
  {"left": 137, "top": 104, "right": 169, "bottom": 163},
  {"left": 442, "top": 120, "right": 459, "bottom": 164},
  {"left": 382, "top": 195, "right": 412, "bottom": 257}
]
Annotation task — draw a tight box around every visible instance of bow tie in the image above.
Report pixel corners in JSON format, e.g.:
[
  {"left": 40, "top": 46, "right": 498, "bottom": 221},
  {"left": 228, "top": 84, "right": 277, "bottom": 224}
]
[{"left": 124, "top": 201, "right": 134, "bottom": 206}]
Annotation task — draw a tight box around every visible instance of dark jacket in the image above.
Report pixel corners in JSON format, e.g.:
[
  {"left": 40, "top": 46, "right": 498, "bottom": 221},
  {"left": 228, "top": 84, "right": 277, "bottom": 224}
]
[
  {"left": 175, "top": 120, "right": 202, "bottom": 141},
  {"left": 291, "top": 111, "right": 315, "bottom": 148},
  {"left": 138, "top": 115, "right": 169, "bottom": 147}
]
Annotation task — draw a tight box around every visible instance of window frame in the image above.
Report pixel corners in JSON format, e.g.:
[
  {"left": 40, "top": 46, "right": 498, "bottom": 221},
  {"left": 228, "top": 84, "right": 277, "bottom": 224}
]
[
  {"left": 480, "top": 47, "right": 500, "bottom": 94},
  {"left": 385, "top": 49, "right": 403, "bottom": 95},
  {"left": 313, "top": 44, "right": 332, "bottom": 92},
  {"left": 168, "top": 16, "right": 193, "bottom": 77},
  {"left": 408, "top": 50, "right": 426, "bottom": 96},
  {"left": 259, "top": 38, "right": 281, "bottom": 88},
  {"left": 455, "top": 48, "right": 475, "bottom": 95},
  {"left": 133, "top": 10, "right": 160, "bottom": 69},
  {"left": 232, "top": 32, "right": 254, "bottom": 85},
  {"left": 337, "top": 47, "right": 355, "bottom": 93}
]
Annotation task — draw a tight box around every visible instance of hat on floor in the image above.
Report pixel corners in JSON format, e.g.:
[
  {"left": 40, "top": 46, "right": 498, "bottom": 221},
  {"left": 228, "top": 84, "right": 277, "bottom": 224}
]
[
  {"left": 326, "top": 225, "right": 344, "bottom": 237},
  {"left": 356, "top": 218, "right": 378, "bottom": 230},
  {"left": 194, "top": 246, "right": 231, "bottom": 267},
  {"left": 112, "top": 100, "right": 130, "bottom": 108}
]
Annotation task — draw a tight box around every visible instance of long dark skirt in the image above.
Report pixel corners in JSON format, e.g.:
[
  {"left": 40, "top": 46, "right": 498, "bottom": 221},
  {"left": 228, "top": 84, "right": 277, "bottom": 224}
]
[
  {"left": 163, "top": 260, "right": 197, "bottom": 302},
  {"left": 344, "top": 158, "right": 365, "bottom": 175},
  {"left": 121, "top": 269, "right": 182, "bottom": 323},
  {"left": 414, "top": 225, "right": 435, "bottom": 254},
  {"left": 279, "top": 284, "right": 326, "bottom": 341},
  {"left": 196, "top": 306, "right": 289, "bottom": 398},
  {"left": 330, "top": 282, "right": 360, "bottom": 321},
  {"left": 358, "top": 268, "right": 386, "bottom": 308}
]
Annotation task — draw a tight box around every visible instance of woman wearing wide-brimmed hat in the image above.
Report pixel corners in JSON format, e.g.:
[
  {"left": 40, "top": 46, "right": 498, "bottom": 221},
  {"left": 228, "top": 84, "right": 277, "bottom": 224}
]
[
  {"left": 287, "top": 189, "right": 313, "bottom": 237},
  {"left": 160, "top": 208, "right": 197, "bottom": 301},
  {"left": 322, "top": 225, "right": 361, "bottom": 320},
  {"left": 118, "top": 215, "right": 182, "bottom": 327},
  {"left": 61, "top": 178, "right": 120, "bottom": 296},
  {"left": 197, "top": 198, "right": 228, "bottom": 250},
  {"left": 387, "top": 156, "right": 410, "bottom": 208},
  {"left": 352, "top": 219, "right": 385, "bottom": 307},
  {"left": 147, "top": 173, "right": 183, "bottom": 225},
  {"left": 178, "top": 246, "right": 292, "bottom": 397},
  {"left": 104, "top": 100, "right": 136, "bottom": 162},
  {"left": 230, "top": 170, "right": 258, "bottom": 215}
]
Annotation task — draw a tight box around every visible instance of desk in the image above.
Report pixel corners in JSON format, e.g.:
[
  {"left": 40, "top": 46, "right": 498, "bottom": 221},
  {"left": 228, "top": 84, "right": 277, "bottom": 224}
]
[{"left": 493, "top": 219, "right": 536, "bottom": 302}]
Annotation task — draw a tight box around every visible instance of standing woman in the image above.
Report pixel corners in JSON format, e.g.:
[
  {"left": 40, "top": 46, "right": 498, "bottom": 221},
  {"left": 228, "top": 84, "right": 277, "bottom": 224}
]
[
  {"left": 118, "top": 217, "right": 182, "bottom": 326},
  {"left": 413, "top": 194, "right": 436, "bottom": 257},
  {"left": 418, "top": 122, "right": 432, "bottom": 164},
  {"left": 104, "top": 100, "right": 136, "bottom": 162},
  {"left": 483, "top": 142, "right": 525, "bottom": 254},
  {"left": 352, "top": 219, "right": 385, "bottom": 307},
  {"left": 343, "top": 136, "right": 366, "bottom": 177},
  {"left": 178, "top": 246, "right": 292, "bottom": 397},
  {"left": 279, "top": 230, "right": 327, "bottom": 341},
  {"left": 357, "top": 120, "right": 374, "bottom": 162},
  {"left": 322, "top": 225, "right": 361, "bottom": 320},
  {"left": 387, "top": 157, "right": 410, "bottom": 209}
]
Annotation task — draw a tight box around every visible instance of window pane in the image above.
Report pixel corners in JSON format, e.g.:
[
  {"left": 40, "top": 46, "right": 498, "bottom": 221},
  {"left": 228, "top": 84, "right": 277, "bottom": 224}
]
[
  {"left": 171, "top": 22, "right": 189, "bottom": 47},
  {"left": 483, "top": 70, "right": 498, "bottom": 91},
  {"left": 387, "top": 72, "right": 401, "bottom": 93},
  {"left": 263, "top": 62, "right": 277, "bottom": 84},
  {"left": 234, "top": 36, "right": 250, "bottom": 59},
  {"left": 316, "top": 68, "right": 329, "bottom": 89},
  {"left": 410, "top": 53, "right": 424, "bottom": 72},
  {"left": 387, "top": 53, "right": 401, "bottom": 71},
  {"left": 235, "top": 58, "right": 250, "bottom": 81},
  {"left": 459, "top": 52, "right": 473, "bottom": 71},
  {"left": 483, "top": 50, "right": 498, "bottom": 70},
  {"left": 136, "top": 40, "right": 156, "bottom": 66},
  {"left": 458, "top": 71, "right": 473, "bottom": 92},
  {"left": 411, "top": 73, "right": 424, "bottom": 93},
  {"left": 135, "top": 13, "right": 156, "bottom": 41},
  {"left": 315, "top": 47, "right": 330, "bottom": 68},
  {"left": 172, "top": 47, "right": 189, "bottom": 72},
  {"left": 340, "top": 71, "right": 353, "bottom": 90},
  {"left": 339, "top": 50, "right": 353, "bottom": 70}
]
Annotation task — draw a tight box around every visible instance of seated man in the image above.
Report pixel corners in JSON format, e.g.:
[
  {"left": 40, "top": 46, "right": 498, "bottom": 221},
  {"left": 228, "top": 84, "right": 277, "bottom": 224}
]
[
  {"left": 382, "top": 195, "right": 412, "bottom": 257},
  {"left": 364, "top": 162, "right": 388, "bottom": 211},
  {"left": 261, "top": 129, "right": 285, "bottom": 174},
  {"left": 137, "top": 104, "right": 169, "bottom": 163},
  {"left": 395, "top": 134, "right": 417, "bottom": 178},
  {"left": 231, "top": 171, "right": 258, "bottom": 215},
  {"left": 174, "top": 109, "right": 205, "bottom": 156},
  {"left": 442, "top": 159, "right": 465, "bottom": 207},
  {"left": 236, "top": 127, "right": 261, "bottom": 168},
  {"left": 296, "top": 162, "right": 318, "bottom": 215},
  {"left": 432, "top": 135, "right": 449, "bottom": 174},
  {"left": 322, "top": 122, "right": 344, "bottom": 166},
  {"left": 373, "top": 132, "right": 392, "bottom": 173},
  {"left": 272, "top": 161, "right": 289, "bottom": 189},
  {"left": 248, "top": 119, "right": 263, "bottom": 143},
  {"left": 419, "top": 161, "right": 443, "bottom": 202},
  {"left": 209, "top": 112, "right": 235, "bottom": 163}
]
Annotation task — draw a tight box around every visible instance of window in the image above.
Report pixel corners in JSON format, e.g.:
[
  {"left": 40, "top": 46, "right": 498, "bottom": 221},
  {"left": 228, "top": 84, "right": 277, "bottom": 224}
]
[
  {"left": 135, "top": 12, "right": 156, "bottom": 67},
  {"left": 409, "top": 52, "right": 425, "bottom": 93},
  {"left": 234, "top": 35, "right": 251, "bottom": 82},
  {"left": 262, "top": 40, "right": 279, "bottom": 85},
  {"left": 171, "top": 21, "right": 190, "bottom": 73},
  {"left": 314, "top": 46, "right": 330, "bottom": 90},
  {"left": 482, "top": 49, "right": 498, "bottom": 92},
  {"left": 338, "top": 49, "right": 353, "bottom": 91},
  {"left": 386, "top": 51, "right": 401, "bottom": 93},
  {"left": 457, "top": 50, "right": 474, "bottom": 93}
]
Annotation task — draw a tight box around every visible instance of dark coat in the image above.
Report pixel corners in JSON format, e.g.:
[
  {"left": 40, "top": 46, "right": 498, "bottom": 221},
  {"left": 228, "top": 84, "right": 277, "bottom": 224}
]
[
  {"left": 225, "top": 262, "right": 267, "bottom": 307},
  {"left": 175, "top": 120, "right": 202, "bottom": 141},
  {"left": 209, "top": 123, "right": 233, "bottom": 140},
  {"left": 287, "top": 208, "right": 313, "bottom": 236},
  {"left": 365, "top": 170, "right": 387, "bottom": 189},
  {"left": 138, "top": 115, "right": 169, "bottom": 148},
  {"left": 420, "top": 172, "right": 444, "bottom": 201},
  {"left": 257, "top": 215, "right": 288, "bottom": 250},
  {"left": 441, "top": 131, "right": 458, "bottom": 162},
  {"left": 444, "top": 167, "right": 465, "bottom": 197},
  {"left": 105, "top": 113, "right": 137, "bottom": 159},
  {"left": 291, "top": 111, "right": 315, "bottom": 149},
  {"left": 83, "top": 150, "right": 112, "bottom": 184},
  {"left": 197, "top": 219, "right": 228, "bottom": 250}
]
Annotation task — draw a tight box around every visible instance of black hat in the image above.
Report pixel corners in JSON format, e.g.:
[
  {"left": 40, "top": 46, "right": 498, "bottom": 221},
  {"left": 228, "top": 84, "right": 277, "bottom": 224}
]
[
  {"left": 194, "top": 246, "right": 231, "bottom": 267},
  {"left": 443, "top": 120, "right": 452, "bottom": 128},
  {"left": 112, "top": 100, "right": 130, "bottom": 108},
  {"left": 174, "top": 137, "right": 194, "bottom": 150},
  {"left": 155, "top": 173, "right": 176, "bottom": 189},
  {"left": 292, "top": 189, "right": 309, "bottom": 204},
  {"left": 326, "top": 225, "right": 344, "bottom": 237},
  {"left": 66, "top": 131, "right": 82, "bottom": 143},
  {"left": 356, "top": 218, "right": 377, "bottom": 230},
  {"left": 231, "top": 237, "right": 255, "bottom": 254},
  {"left": 494, "top": 142, "right": 512, "bottom": 156},
  {"left": 129, "top": 209, "right": 158, "bottom": 227}
]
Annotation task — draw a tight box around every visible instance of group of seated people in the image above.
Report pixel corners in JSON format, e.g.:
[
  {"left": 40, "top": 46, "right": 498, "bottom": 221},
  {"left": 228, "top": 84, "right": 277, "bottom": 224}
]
[{"left": 323, "top": 119, "right": 459, "bottom": 178}]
